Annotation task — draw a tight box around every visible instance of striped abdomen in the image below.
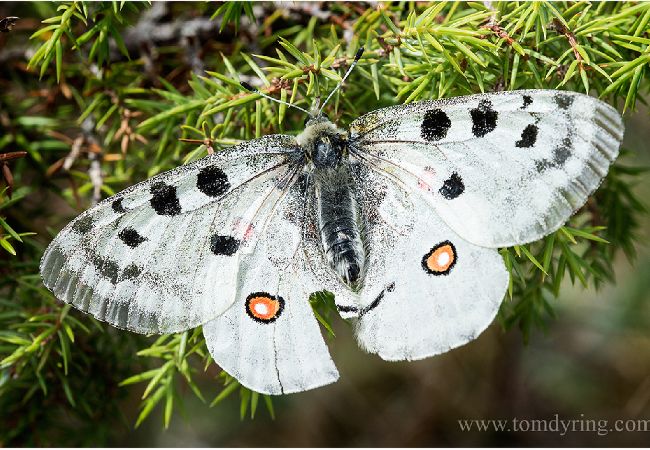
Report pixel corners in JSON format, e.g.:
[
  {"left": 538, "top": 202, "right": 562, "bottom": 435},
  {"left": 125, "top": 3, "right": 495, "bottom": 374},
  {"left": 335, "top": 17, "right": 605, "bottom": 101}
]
[{"left": 315, "top": 166, "right": 366, "bottom": 289}]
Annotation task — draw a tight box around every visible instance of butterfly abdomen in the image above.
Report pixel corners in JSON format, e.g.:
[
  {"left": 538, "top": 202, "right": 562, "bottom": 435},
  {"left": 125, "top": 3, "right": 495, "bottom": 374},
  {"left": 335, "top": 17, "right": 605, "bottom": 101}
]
[
  {"left": 299, "top": 117, "right": 366, "bottom": 288},
  {"left": 314, "top": 166, "right": 366, "bottom": 289}
]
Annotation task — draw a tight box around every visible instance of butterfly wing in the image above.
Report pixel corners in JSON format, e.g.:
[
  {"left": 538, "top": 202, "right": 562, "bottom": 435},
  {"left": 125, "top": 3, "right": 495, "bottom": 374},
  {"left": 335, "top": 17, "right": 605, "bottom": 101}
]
[
  {"left": 349, "top": 89, "right": 623, "bottom": 247},
  {"left": 336, "top": 163, "right": 508, "bottom": 361},
  {"left": 40, "top": 135, "right": 303, "bottom": 334},
  {"left": 203, "top": 174, "right": 340, "bottom": 395}
]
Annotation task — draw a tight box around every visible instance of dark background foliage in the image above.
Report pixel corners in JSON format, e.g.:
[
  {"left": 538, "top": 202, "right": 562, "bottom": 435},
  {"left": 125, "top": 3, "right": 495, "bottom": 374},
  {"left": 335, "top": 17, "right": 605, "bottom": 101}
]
[{"left": 0, "top": 1, "right": 649, "bottom": 446}]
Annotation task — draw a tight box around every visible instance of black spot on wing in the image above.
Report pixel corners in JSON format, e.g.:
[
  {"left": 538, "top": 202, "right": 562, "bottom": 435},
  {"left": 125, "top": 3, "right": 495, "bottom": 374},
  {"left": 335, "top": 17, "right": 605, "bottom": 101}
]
[
  {"left": 553, "top": 138, "right": 572, "bottom": 165},
  {"left": 439, "top": 172, "right": 465, "bottom": 200},
  {"left": 555, "top": 93, "right": 574, "bottom": 110},
  {"left": 522, "top": 95, "right": 533, "bottom": 109},
  {"left": 210, "top": 234, "right": 240, "bottom": 256},
  {"left": 150, "top": 181, "right": 181, "bottom": 216},
  {"left": 197, "top": 166, "right": 230, "bottom": 197},
  {"left": 118, "top": 227, "right": 147, "bottom": 248},
  {"left": 91, "top": 253, "right": 119, "bottom": 285},
  {"left": 515, "top": 124, "right": 538, "bottom": 148},
  {"left": 421, "top": 109, "right": 451, "bottom": 141},
  {"left": 112, "top": 198, "right": 127, "bottom": 213},
  {"left": 535, "top": 138, "right": 573, "bottom": 172},
  {"left": 121, "top": 263, "right": 142, "bottom": 280},
  {"left": 470, "top": 99, "right": 498, "bottom": 138},
  {"left": 72, "top": 215, "right": 93, "bottom": 233}
]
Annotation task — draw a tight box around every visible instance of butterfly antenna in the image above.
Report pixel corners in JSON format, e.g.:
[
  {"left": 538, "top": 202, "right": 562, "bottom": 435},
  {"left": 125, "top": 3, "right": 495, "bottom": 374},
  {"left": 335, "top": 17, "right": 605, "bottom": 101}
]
[
  {"left": 319, "top": 47, "right": 364, "bottom": 115},
  {"left": 240, "top": 81, "right": 312, "bottom": 116}
]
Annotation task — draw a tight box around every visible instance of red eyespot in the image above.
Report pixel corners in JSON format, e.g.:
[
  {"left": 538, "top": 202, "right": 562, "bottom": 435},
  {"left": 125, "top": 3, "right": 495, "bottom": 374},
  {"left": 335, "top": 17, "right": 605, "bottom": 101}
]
[
  {"left": 245, "top": 292, "right": 284, "bottom": 323},
  {"left": 422, "top": 241, "right": 457, "bottom": 275}
]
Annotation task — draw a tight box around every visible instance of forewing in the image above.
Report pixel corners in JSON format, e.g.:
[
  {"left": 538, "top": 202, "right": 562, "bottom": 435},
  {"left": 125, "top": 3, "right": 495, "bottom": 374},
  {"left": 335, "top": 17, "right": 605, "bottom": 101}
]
[
  {"left": 338, "top": 164, "right": 508, "bottom": 361},
  {"left": 349, "top": 89, "right": 623, "bottom": 247},
  {"left": 40, "top": 135, "right": 302, "bottom": 334},
  {"left": 203, "top": 174, "right": 340, "bottom": 395}
]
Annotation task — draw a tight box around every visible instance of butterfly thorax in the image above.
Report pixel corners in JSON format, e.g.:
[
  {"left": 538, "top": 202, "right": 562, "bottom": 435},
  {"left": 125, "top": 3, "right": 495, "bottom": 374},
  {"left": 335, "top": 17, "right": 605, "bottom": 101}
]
[
  {"left": 298, "top": 117, "right": 366, "bottom": 290},
  {"left": 298, "top": 117, "right": 348, "bottom": 169}
]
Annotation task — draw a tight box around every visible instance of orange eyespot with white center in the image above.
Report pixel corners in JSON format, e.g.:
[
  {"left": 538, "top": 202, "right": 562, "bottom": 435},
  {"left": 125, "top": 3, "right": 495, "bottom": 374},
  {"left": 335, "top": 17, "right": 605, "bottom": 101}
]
[
  {"left": 245, "top": 292, "right": 285, "bottom": 323},
  {"left": 422, "top": 241, "right": 457, "bottom": 275}
]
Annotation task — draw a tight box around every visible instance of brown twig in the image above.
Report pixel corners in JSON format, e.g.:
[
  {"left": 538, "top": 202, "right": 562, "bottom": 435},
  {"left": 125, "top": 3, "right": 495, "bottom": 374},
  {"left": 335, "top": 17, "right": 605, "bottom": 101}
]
[
  {"left": 114, "top": 108, "right": 148, "bottom": 155},
  {"left": 482, "top": 23, "right": 516, "bottom": 46},
  {"left": 179, "top": 137, "right": 214, "bottom": 155},
  {"left": 0, "top": 151, "right": 27, "bottom": 198},
  {"left": 550, "top": 18, "right": 583, "bottom": 67},
  {"left": 481, "top": 2, "right": 515, "bottom": 47}
]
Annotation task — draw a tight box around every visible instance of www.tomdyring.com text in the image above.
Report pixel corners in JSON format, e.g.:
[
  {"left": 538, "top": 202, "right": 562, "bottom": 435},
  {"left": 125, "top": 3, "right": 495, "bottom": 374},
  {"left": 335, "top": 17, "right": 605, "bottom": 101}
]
[{"left": 458, "top": 414, "right": 650, "bottom": 436}]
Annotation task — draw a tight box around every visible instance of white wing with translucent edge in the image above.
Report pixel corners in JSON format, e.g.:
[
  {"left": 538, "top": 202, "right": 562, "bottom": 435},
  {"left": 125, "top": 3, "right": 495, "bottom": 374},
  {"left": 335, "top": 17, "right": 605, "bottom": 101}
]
[
  {"left": 348, "top": 89, "right": 623, "bottom": 248},
  {"left": 40, "top": 135, "right": 303, "bottom": 334},
  {"left": 333, "top": 164, "right": 508, "bottom": 361},
  {"left": 203, "top": 174, "right": 340, "bottom": 395}
]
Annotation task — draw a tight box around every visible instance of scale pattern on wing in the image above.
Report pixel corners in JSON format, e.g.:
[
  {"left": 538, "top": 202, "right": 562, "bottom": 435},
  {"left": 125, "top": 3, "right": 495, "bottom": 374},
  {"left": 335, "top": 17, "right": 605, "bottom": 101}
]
[
  {"left": 349, "top": 90, "right": 623, "bottom": 247},
  {"left": 40, "top": 135, "right": 302, "bottom": 334},
  {"left": 203, "top": 173, "right": 339, "bottom": 395},
  {"left": 334, "top": 164, "right": 508, "bottom": 360}
]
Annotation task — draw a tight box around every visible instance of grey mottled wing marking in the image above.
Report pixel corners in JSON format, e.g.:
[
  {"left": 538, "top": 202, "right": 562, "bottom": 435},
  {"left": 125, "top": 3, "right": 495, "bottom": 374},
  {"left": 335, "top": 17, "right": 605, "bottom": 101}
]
[
  {"left": 349, "top": 89, "right": 623, "bottom": 247},
  {"left": 40, "top": 135, "right": 302, "bottom": 334}
]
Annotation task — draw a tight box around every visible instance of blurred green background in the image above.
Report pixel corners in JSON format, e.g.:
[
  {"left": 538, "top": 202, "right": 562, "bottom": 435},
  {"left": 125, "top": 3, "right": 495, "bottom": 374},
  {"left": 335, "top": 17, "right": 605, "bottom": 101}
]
[{"left": 0, "top": 1, "right": 649, "bottom": 447}]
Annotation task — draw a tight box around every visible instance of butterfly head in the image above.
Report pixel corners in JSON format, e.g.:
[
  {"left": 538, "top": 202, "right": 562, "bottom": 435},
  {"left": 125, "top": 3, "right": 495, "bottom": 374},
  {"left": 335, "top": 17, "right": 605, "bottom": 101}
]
[{"left": 298, "top": 116, "right": 348, "bottom": 170}]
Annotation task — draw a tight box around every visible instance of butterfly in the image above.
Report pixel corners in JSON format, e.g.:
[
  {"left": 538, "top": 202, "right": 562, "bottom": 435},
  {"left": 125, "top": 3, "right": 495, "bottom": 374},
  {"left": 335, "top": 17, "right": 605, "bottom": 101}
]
[{"left": 40, "top": 48, "right": 624, "bottom": 395}]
